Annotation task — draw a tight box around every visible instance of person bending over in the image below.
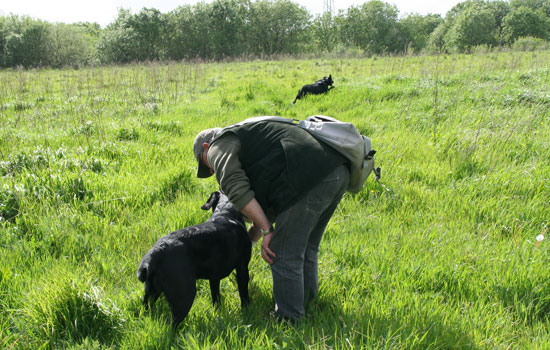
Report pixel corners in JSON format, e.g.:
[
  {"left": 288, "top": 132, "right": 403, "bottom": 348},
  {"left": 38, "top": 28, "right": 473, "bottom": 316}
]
[{"left": 193, "top": 118, "right": 349, "bottom": 322}]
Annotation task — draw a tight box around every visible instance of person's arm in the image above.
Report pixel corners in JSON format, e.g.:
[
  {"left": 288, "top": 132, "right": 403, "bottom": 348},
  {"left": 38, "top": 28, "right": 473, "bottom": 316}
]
[
  {"left": 208, "top": 135, "right": 255, "bottom": 210},
  {"left": 240, "top": 198, "right": 276, "bottom": 264},
  {"left": 208, "top": 136, "right": 276, "bottom": 263}
]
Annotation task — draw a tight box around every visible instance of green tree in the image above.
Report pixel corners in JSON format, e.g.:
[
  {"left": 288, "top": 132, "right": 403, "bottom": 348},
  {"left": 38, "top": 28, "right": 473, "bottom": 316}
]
[
  {"left": 164, "top": 3, "right": 213, "bottom": 60},
  {"left": 248, "top": 0, "right": 310, "bottom": 55},
  {"left": 427, "top": 0, "right": 512, "bottom": 52},
  {"left": 0, "top": 17, "right": 7, "bottom": 66},
  {"left": 97, "top": 8, "right": 164, "bottom": 63},
  {"left": 97, "top": 9, "right": 136, "bottom": 63},
  {"left": 502, "top": 6, "right": 549, "bottom": 42},
  {"left": 49, "top": 23, "right": 96, "bottom": 67},
  {"left": 445, "top": 2, "right": 497, "bottom": 52},
  {"left": 338, "top": 6, "right": 363, "bottom": 50},
  {"left": 208, "top": 0, "right": 250, "bottom": 59},
  {"left": 433, "top": 0, "right": 482, "bottom": 51},
  {"left": 339, "top": 0, "right": 401, "bottom": 54},
  {"left": 163, "top": 0, "right": 251, "bottom": 60},
  {"left": 312, "top": 12, "right": 338, "bottom": 52},
  {"left": 427, "top": 22, "right": 449, "bottom": 52},
  {"left": 399, "top": 13, "right": 443, "bottom": 53},
  {"left": 511, "top": 0, "right": 550, "bottom": 16},
  {"left": 2, "top": 16, "right": 52, "bottom": 67},
  {"left": 486, "top": 0, "right": 511, "bottom": 45},
  {"left": 74, "top": 22, "right": 102, "bottom": 38},
  {"left": 126, "top": 8, "right": 165, "bottom": 61}
]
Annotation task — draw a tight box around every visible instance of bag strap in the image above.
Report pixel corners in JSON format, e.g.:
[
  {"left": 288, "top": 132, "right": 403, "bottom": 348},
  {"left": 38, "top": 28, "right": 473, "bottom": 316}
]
[
  {"left": 213, "top": 116, "right": 297, "bottom": 142},
  {"left": 307, "top": 115, "right": 340, "bottom": 123},
  {"left": 374, "top": 167, "right": 390, "bottom": 192}
]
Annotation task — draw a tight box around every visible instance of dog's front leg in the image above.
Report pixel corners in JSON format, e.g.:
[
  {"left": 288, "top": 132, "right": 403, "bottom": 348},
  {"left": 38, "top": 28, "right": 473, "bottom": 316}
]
[
  {"left": 235, "top": 265, "right": 250, "bottom": 307},
  {"left": 209, "top": 279, "right": 221, "bottom": 305}
]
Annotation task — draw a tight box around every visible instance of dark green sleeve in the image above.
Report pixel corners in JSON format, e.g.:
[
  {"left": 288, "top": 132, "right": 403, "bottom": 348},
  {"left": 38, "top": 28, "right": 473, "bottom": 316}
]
[{"left": 207, "top": 135, "right": 255, "bottom": 211}]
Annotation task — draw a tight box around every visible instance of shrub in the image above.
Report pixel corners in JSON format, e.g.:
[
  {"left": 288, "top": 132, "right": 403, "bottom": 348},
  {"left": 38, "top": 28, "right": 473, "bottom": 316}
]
[{"left": 512, "top": 36, "right": 548, "bottom": 51}]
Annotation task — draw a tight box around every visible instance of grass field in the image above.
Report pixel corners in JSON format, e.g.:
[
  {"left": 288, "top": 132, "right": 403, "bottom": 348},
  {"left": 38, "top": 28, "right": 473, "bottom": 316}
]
[{"left": 1, "top": 51, "right": 549, "bottom": 349}]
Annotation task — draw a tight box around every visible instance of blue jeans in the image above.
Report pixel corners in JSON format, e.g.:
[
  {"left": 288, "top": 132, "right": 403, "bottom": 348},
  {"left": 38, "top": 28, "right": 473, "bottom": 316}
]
[{"left": 269, "top": 164, "right": 349, "bottom": 320}]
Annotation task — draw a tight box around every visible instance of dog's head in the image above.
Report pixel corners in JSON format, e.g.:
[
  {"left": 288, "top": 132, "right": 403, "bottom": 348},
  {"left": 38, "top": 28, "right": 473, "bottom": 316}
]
[
  {"left": 325, "top": 74, "right": 334, "bottom": 86},
  {"left": 201, "top": 191, "right": 239, "bottom": 217},
  {"left": 201, "top": 191, "right": 221, "bottom": 212},
  {"left": 201, "top": 191, "right": 245, "bottom": 225}
]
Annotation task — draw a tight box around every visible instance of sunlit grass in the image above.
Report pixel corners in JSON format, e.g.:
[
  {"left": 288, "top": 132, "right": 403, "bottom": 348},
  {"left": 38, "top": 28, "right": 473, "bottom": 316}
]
[{"left": 1, "top": 51, "right": 549, "bottom": 349}]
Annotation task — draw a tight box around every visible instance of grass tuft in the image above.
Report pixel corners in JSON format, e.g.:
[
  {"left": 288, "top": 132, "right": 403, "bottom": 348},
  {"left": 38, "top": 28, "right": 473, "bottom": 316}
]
[{"left": 23, "top": 270, "right": 123, "bottom": 349}]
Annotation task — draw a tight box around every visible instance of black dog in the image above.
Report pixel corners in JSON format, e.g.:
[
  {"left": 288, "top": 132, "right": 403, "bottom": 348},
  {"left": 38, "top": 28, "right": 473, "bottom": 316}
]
[
  {"left": 137, "top": 191, "right": 252, "bottom": 329},
  {"left": 293, "top": 75, "right": 334, "bottom": 103}
]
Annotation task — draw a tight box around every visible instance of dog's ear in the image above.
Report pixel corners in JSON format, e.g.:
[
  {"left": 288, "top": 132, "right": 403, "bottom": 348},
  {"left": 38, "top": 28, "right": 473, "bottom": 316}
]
[{"left": 201, "top": 191, "right": 220, "bottom": 211}]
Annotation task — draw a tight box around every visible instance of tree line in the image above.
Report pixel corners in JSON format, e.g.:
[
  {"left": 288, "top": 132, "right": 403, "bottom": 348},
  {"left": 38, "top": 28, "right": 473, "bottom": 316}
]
[{"left": 1, "top": 0, "right": 549, "bottom": 68}]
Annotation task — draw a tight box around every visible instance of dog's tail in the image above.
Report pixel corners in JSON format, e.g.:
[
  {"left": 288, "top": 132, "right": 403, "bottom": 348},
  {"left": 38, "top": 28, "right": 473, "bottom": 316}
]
[
  {"left": 137, "top": 253, "right": 152, "bottom": 282},
  {"left": 293, "top": 88, "right": 302, "bottom": 104},
  {"left": 137, "top": 263, "right": 148, "bottom": 282}
]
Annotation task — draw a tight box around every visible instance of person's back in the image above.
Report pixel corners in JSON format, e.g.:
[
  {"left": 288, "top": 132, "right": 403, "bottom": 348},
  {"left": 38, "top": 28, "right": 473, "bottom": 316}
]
[{"left": 210, "top": 120, "right": 345, "bottom": 216}]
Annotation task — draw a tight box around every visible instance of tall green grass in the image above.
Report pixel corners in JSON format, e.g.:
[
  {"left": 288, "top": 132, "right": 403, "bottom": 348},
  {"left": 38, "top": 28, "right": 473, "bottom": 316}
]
[{"left": 1, "top": 51, "right": 549, "bottom": 349}]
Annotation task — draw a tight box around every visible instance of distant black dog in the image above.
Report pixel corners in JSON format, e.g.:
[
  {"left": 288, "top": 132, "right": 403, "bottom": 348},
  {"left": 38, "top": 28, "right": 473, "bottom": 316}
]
[
  {"left": 137, "top": 191, "right": 251, "bottom": 329},
  {"left": 293, "top": 75, "right": 334, "bottom": 103}
]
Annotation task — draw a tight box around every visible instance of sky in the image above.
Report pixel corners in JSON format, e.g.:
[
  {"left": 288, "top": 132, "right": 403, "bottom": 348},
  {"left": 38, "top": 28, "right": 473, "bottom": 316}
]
[{"left": 0, "top": 0, "right": 464, "bottom": 27}]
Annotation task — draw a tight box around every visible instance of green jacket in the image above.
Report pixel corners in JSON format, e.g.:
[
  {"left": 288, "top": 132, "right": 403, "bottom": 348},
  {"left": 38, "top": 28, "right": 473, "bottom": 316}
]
[{"left": 208, "top": 120, "right": 346, "bottom": 218}]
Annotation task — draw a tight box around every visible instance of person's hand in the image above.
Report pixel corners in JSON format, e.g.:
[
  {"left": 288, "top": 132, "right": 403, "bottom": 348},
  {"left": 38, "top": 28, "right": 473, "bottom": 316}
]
[
  {"left": 261, "top": 233, "right": 276, "bottom": 264},
  {"left": 248, "top": 224, "right": 262, "bottom": 243}
]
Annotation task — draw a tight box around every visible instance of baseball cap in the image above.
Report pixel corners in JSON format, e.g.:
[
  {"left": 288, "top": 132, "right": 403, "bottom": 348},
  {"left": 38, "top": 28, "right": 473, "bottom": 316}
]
[{"left": 193, "top": 128, "right": 222, "bottom": 178}]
